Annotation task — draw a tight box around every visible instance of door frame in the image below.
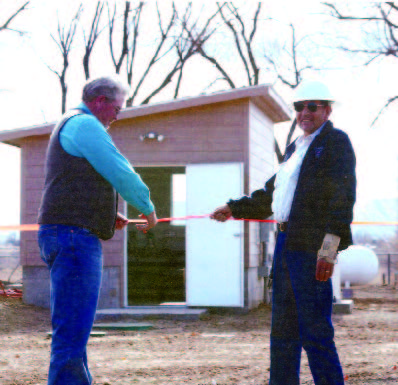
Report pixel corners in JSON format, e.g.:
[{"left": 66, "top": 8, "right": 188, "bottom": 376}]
[
  {"left": 123, "top": 166, "right": 187, "bottom": 307},
  {"left": 122, "top": 163, "right": 244, "bottom": 308}
]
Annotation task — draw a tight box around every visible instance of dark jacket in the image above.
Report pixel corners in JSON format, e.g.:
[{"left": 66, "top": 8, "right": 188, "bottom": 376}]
[
  {"left": 38, "top": 109, "right": 118, "bottom": 240},
  {"left": 228, "top": 121, "right": 356, "bottom": 252}
]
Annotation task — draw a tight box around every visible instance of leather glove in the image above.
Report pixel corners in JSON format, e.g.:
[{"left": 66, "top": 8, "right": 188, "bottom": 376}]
[{"left": 317, "top": 233, "right": 340, "bottom": 264}]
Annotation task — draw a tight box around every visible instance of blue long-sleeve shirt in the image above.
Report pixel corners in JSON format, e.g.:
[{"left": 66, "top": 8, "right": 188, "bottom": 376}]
[{"left": 59, "top": 102, "right": 154, "bottom": 216}]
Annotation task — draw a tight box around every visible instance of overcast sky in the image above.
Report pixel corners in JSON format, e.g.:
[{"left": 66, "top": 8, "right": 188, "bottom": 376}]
[{"left": 0, "top": 0, "right": 397, "bottom": 228}]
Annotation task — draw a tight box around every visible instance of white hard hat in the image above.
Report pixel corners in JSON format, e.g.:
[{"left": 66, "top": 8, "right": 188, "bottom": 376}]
[{"left": 293, "top": 80, "right": 334, "bottom": 103}]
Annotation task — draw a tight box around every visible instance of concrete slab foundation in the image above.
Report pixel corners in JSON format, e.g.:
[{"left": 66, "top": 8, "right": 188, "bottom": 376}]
[
  {"left": 47, "top": 331, "right": 106, "bottom": 338},
  {"left": 333, "top": 299, "right": 354, "bottom": 314},
  {"left": 95, "top": 306, "right": 207, "bottom": 321},
  {"left": 92, "top": 322, "right": 153, "bottom": 331}
]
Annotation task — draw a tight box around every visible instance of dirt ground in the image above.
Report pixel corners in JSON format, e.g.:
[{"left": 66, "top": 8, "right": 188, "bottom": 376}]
[{"left": 0, "top": 285, "right": 398, "bottom": 385}]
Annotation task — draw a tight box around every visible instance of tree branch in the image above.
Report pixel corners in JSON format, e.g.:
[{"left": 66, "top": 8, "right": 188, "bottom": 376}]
[
  {"left": 226, "top": 2, "right": 261, "bottom": 85},
  {"left": 285, "top": 119, "right": 297, "bottom": 149},
  {"left": 387, "top": 2, "right": 398, "bottom": 13},
  {"left": 275, "top": 138, "right": 284, "bottom": 164},
  {"left": 108, "top": 1, "right": 131, "bottom": 74},
  {"left": 291, "top": 24, "right": 301, "bottom": 86},
  {"left": 324, "top": 2, "right": 398, "bottom": 124},
  {"left": 218, "top": 3, "right": 252, "bottom": 85},
  {"left": 198, "top": 49, "right": 236, "bottom": 88},
  {"left": 323, "top": 2, "right": 384, "bottom": 21},
  {"left": 380, "top": 7, "right": 398, "bottom": 52},
  {"left": 174, "top": 66, "right": 184, "bottom": 99},
  {"left": 263, "top": 23, "right": 312, "bottom": 89},
  {"left": 48, "top": 5, "right": 82, "bottom": 113},
  {"left": 126, "top": 2, "right": 144, "bottom": 86},
  {"left": 371, "top": 95, "right": 398, "bottom": 126},
  {"left": 140, "top": 3, "right": 223, "bottom": 105},
  {"left": 181, "top": 3, "right": 236, "bottom": 89},
  {"left": 127, "top": 2, "right": 177, "bottom": 106},
  {"left": 140, "top": 60, "right": 182, "bottom": 105},
  {"left": 83, "top": 1, "right": 104, "bottom": 79},
  {"left": 0, "top": 1, "right": 29, "bottom": 35}
]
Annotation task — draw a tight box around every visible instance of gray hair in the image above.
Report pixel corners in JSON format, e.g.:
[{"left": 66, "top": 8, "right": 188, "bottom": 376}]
[{"left": 82, "top": 76, "right": 129, "bottom": 102}]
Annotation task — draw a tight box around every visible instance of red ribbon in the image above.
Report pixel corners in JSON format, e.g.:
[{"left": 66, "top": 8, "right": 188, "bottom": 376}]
[{"left": 0, "top": 217, "right": 397, "bottom": 231}]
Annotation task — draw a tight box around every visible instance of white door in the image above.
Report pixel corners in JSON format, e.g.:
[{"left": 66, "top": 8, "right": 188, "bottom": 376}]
[{"left": 186, "top": 163, "right": 244, "bottom": 307}]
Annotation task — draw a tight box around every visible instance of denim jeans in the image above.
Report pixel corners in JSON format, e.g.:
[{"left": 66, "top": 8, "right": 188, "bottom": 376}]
[
  {"left": 38, "top": 224, "right": 103, "bottom": 385},
  {"left": 270, "top": 232, "right": 344, "bottom": 385}
]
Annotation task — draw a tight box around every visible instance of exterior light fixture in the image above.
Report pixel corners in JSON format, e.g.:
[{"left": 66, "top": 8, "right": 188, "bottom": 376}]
[{"left": 139, "top": 132, "right": 164, "bottom": 142}]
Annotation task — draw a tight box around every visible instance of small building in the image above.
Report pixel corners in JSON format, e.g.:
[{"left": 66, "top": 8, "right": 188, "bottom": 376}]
[{"left": 0, "top": 85, "right": 290, "bottom": 311}]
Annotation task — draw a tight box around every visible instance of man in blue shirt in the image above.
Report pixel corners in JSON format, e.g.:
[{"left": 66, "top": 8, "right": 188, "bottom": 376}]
[{"left": 38, "top": 76, "right": 157, "bottom": 384}]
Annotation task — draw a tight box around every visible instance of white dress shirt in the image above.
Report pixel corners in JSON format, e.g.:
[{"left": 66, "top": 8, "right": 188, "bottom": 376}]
[{"left": 272, "top": 124, "right": 325, "bottom": 223}]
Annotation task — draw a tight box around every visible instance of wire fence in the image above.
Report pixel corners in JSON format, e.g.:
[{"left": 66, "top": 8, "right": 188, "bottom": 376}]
[
  {"left": 375, "top": 253, "right": 398, "bottom": 286},
  {"left": 0, "top": 245, "right": 20, "bottom": 284},
  {"left": 0, "top": 246, "right": 397, "bottom": 287}
]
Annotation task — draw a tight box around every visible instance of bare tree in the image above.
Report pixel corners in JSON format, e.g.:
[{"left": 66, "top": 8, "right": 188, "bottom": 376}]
[
  {"left": 263, "top": 24, "right": 316, "bottom": 90},
  {"left": 0, "top": 1, "right": 30, "bottom": 94},
  {"left": 106, "top": 2, "right": 217, "bottom": 106},
  {"left": 183, "top": 3, "right": 328, "bottom": 163},
  {"left": 169, "top": 3, "right": 223, "bottom": 100},
  {"left": 324, "top": 3, "right": 398, "bottom": 64},
  {"left": 125, "top": 2, "right": 143, "bottom": 88},
  {"left": 139, "top": 3, "right": 219, "bottom": 105},
  {"left": 127, "top": 2, "right": 176, "bottom": 106},
  {"left": 82, "top": 1, "right": 105, "bottom": 80},
  {"left": 43, "top": 1, "right": 214, "bottom": 111},
  {"left": 0, "top": 1, "right": 29, "bottom": 35},
  {"left": 107, "top": 1, "right": 132, "bottom": 75},
  {"left": 184, "top": 2, "right": 261, "bottom": 90},
  {"left": 181, "top": 3, "right": 235, "bottom": 88},
  {"left": 184, "top": 3, "right": 301, "bottom": 163},
  {"left": 47, "top": 6, "right": 82, "bottom": 113},
  {"left": 217, "top": 2, "right": 261, "bottom": 86},
  {"left": 323, "top": 2, "right": 398, "bottom": 124},
  {"left": 107, "top": 2, "right": 176, "bottom": 106}
]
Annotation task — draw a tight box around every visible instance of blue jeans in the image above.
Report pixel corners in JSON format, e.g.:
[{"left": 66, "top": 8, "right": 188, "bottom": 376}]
[
  {"left": 270, "top": 232, "right": 344, "bottom": 385},
  {"left": 38, "top": 224, "right": 103, "bottom": 385}
]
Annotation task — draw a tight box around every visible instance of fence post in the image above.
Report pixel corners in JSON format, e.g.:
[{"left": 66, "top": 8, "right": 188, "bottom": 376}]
[{"left": 388, "top": 254, "right": 391, "bottom": 286}]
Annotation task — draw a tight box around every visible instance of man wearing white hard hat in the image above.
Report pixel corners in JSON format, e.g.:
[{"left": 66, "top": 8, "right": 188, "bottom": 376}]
[{"left": 211, "top": 80, "right": 356, "bottom": 384}]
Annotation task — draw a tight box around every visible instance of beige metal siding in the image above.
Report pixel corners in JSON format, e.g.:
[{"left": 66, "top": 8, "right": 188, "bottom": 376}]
[
  {"left": 110, "top": 100, "right": 248, "bottom": 166},
  {"left": 20, "top": 137, "right": 47, "bottom": 266}
]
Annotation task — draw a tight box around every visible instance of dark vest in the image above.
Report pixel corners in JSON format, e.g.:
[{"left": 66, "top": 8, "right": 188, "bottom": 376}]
[{"left": 38, "top": 109, "right": 118, "bottom": 240}]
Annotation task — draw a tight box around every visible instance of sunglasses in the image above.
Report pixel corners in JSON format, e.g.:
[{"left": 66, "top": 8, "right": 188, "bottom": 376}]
[{"left": 294, "top": 102, "right": 326, "bottom": 113}]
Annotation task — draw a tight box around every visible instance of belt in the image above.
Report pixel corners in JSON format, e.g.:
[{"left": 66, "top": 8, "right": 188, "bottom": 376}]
[{"left": 277, "top": 222, "right": 288, "bottom": 232}]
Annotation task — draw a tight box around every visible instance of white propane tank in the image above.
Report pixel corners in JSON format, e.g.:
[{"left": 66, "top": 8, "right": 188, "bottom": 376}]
[
  {"left": 331, "top": 262, "right": 342, "bottom": 301},
  {"left": 338, "top": 245, "right": 379, "bottom": 285}
]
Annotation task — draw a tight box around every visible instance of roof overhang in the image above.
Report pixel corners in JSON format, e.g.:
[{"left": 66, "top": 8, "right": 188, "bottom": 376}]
[
  {"left": 0, "top": 84, "right": 292, "bottom": 147},
  {"left": 0, "top": 123, "right": 55, "bottom": 147}
]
